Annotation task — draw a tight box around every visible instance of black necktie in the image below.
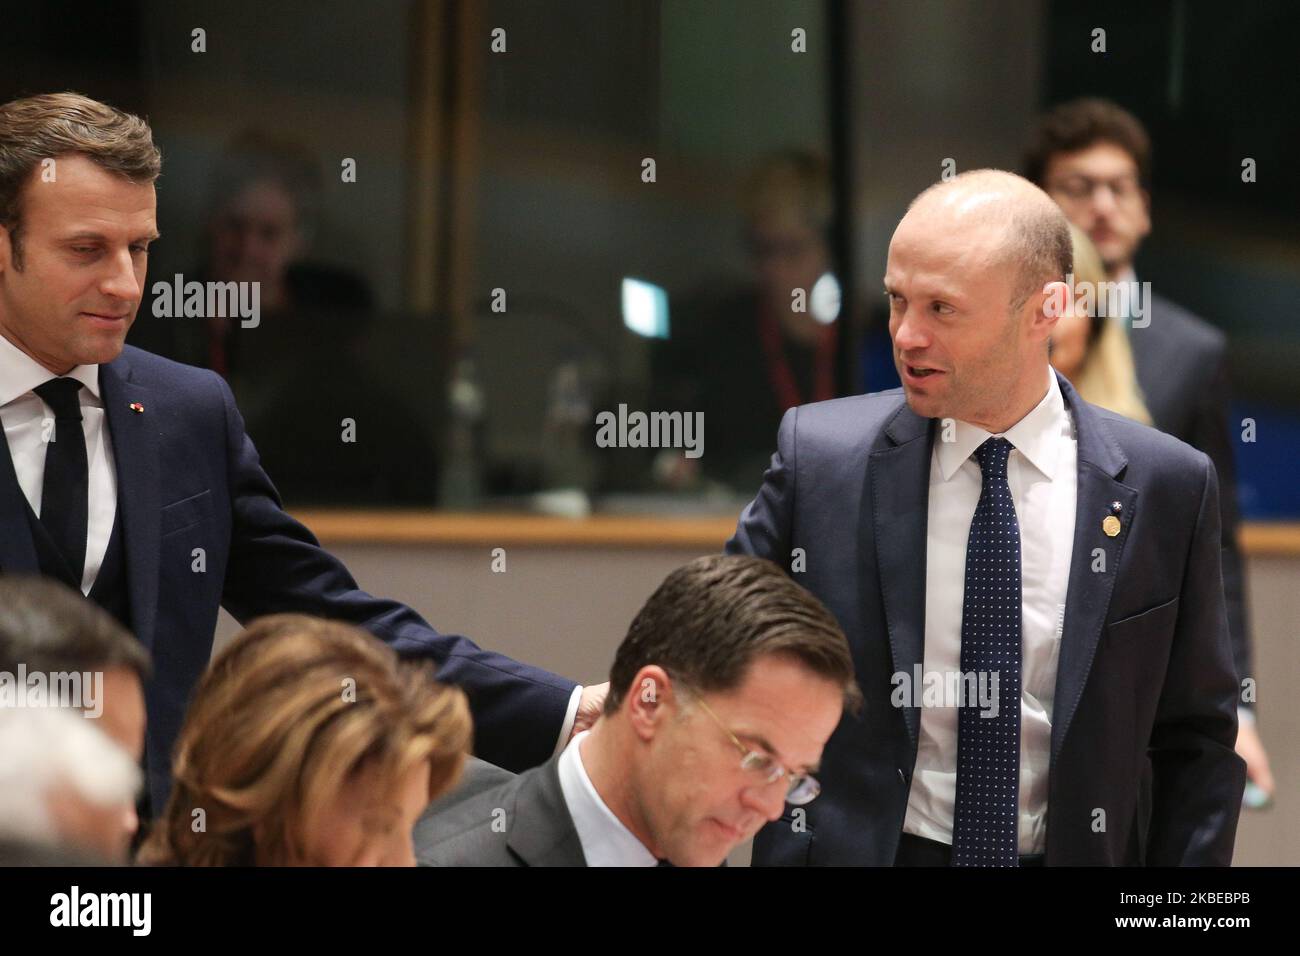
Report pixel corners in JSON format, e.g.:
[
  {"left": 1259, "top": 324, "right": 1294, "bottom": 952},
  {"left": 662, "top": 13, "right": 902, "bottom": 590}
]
[
  {"left": 33, "top": 378, "right": 89, "bottom": 586},
  {"left": 951, "top": 437, "right": 1022, "bottom": 867}
]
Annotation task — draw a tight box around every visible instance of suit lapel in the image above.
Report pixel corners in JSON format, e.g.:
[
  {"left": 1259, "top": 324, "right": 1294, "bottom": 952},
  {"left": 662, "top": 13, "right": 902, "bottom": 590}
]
[
  {"left": 1050, "top": 373, "right": 1137, "bottom": 763},
  {"left": 868, "top": 399, "right": 934, "bottom": 750},
  {"left": 99, "top": 353, "right": 161, "bottom": 651},
  {"left": 506, "top": 759, "right": 587, "bottom": 866},
  {"left": 0, "top": 419, "right": 39, "bottom": 575}
]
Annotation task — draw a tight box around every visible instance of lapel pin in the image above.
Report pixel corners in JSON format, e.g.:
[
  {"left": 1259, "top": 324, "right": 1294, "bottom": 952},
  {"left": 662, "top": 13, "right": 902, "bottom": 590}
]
[
  {"left": 1102, "top": 515, "right": 1121, "bottom": 537},
  {"left": 129, "top": 402, "right": 144, "bottom": 414},
  {"left": 1110, "top": 500, "right": 1122, "bottom": 513}
]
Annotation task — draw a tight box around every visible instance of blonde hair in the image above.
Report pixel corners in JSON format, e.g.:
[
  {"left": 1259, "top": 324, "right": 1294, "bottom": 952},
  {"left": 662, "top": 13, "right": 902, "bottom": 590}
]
[
  {"left": 137, "top": 615, "right": 470, "bottom": 866},
  {"left": 1064, "top": 225, "right": 1153, "bottom": 425}
]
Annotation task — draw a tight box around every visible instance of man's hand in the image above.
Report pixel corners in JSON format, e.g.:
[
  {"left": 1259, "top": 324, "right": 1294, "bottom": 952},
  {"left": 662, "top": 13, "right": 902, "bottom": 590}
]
[
  {"left": 572, "top": 682, "right": 610, "bottom": 738},
  {"left": 1236, "top": 719, "right": 1276, "bottom": 800}
]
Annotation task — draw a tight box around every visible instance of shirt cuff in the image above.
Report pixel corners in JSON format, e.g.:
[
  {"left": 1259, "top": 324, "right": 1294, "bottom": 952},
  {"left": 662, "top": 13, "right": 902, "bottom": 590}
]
[
  {"left": 554, "top": 685, "right": 584, "bottom": 757},
  {"left": 1237, "top": 706, "right": 1256, "bottom": 727}
]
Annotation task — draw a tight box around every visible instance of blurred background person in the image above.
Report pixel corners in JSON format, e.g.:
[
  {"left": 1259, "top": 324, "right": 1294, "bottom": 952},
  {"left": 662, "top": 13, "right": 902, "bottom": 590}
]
[
  {"left": 137, "top": 614, "right": 469, "bottom": 866},
  {"left": 132, "top": 131, "right": 438, "bottom": 506},
  {"left": 1024, "top": 98, "right": 1273, "bottom": 801},
  {"left": 648, "top": 150, "right": 839, "bottom": 492},
  {"left": 1049, "top": 224, "right": 1152, "bottom": 425},
  {"left": 0, "top": 577, "right": 150, "bottom": 789},
  {"left": 0, "top": 706, "right": 141, "bottom": 865}
]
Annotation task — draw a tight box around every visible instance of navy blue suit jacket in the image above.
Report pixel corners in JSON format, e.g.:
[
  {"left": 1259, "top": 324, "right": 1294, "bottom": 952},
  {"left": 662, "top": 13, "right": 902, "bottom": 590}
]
[
  {"left": 1130, "top": 293, "right": 1250, "bottom": 694},
  {"left": 727, "top": 372, "right": 1245, "bottom": 865},
  {"left": 0, "top": 346, "right": 577, "bottom": 811}
]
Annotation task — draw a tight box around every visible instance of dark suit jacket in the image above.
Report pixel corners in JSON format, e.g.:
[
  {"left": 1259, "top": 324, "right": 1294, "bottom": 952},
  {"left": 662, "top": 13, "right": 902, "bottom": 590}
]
[
  {"left": 0, "top": 346, "right": 577, "bottom": 812},
  {"left": 726, "top": 371, "right": 1245, "bottom": 865},
  {"left": 1130, "top": 293, "right": 1251, "bottom": 695},
  {"left": 424, "top": 757, "right": 517, "bottom": 817},
  {"left": 415, "top": 756, "right": 586, "bottom": 866}
]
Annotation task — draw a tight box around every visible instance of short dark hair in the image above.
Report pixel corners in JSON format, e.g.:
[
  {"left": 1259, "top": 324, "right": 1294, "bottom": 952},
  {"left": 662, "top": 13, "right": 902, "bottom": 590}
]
[
  {"left": 0, "top": 92, "right": 161, "bottom": 268},
  {"left": 604, "top": 555, "right": 861, "bottom": 715},
  {"left": 1022, "top": 97, "right": 1152, "bottom": 191},
  {"left": 0, "top": 576, "right": 151, "bottom": 681}
]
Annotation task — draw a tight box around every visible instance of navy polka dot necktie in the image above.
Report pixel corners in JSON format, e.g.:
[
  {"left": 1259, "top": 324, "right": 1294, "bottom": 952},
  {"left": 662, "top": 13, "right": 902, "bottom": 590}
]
[{"left": 951, "top": 437, "right": 1022, "bottom": 867}]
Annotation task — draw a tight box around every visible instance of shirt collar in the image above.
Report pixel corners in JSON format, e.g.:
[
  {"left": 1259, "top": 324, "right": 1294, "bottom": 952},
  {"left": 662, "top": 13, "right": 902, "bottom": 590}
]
[
  {"left": 557, "top": 730, "right": 659, "bottom": 867},
  {"left": 0, "top": 332, "right": 101, "bottom": 407},
  {"left": 935, "top": 368, "right": 1064, "bottom": 483}
]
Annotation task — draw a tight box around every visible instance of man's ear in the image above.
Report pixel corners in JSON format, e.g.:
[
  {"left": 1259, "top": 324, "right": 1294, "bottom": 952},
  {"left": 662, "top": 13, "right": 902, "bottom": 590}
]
[
  {"left": 1034, "top": 281, "right": 1070, "bottom": 341},
  {"left": 625, "top": 665, "right": 673, "bottom": 741}
]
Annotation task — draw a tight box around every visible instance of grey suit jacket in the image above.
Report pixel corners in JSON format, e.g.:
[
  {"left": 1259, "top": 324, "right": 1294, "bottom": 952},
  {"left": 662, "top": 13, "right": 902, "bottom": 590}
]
[
  {"left": 426, "top": 757, "right": 517, "bottom": 817},
  {"left": 415, "top": 755, "right": 586, "bottom": 866},
  {"left": 727, "top": 371, "right": 1245, "bottom": 865}
]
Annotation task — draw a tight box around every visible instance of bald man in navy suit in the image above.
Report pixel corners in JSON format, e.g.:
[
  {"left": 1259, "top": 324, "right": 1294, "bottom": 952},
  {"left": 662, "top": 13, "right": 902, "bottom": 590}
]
[{"left": 729, "top": 170, "right": 1244, "bottom": 865}]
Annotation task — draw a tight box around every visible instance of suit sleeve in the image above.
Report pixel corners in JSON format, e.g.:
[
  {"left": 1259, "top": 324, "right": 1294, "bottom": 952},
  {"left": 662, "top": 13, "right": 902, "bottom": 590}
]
[
  {"left": 212, "top": 374, "right": 577, "bottom": 773},
  {"left": 1190, "top": 348, "right": 1252, "bottom": 705},
  {"left": 1145, "top": 454, "right": 1247, "bottom": 865},
  {"left": 725, "top": 406, "right": 797, "bottom": 565}
]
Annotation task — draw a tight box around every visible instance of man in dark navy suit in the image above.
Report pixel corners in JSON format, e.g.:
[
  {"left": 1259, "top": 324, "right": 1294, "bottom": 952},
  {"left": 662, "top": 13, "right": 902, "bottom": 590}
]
[
  {"left": 728, "top": 169, "right": 1245, "bottom": 865},
  {"left": 0, "top": 92, "right": 606, "bottom": 815},
  {"left": 1023, "top": 97, "right": 1272, "bottom": 797}
]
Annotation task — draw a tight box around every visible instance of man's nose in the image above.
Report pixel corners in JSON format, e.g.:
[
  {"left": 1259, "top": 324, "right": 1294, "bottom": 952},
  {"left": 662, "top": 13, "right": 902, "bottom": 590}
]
[
  {"left": 1090, "top": 186, "right": 1120, "bottom": 218},
  {"left": 742, "top": 779, "right": 789, "bottom": 822},
  {"left": 100, "top": 248, "right": 141, "bottom": 302},
  {"left": 892, "top": 306, "right": 929, "bottom": 352}
]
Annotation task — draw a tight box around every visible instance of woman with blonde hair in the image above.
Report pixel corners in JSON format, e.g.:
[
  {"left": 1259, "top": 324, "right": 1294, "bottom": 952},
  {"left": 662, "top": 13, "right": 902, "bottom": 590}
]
[
  {"left": 138, "top": 615, "right": 470, "bottom": 866},
  {"left": 1050, "top": 224, "right": 1153, "bottom": 425}
]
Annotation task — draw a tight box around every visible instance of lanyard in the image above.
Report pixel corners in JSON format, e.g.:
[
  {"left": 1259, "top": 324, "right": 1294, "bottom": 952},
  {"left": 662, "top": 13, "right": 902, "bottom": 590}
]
[{"left": 759, "top": 306, "right": 836, "bottom": 410}]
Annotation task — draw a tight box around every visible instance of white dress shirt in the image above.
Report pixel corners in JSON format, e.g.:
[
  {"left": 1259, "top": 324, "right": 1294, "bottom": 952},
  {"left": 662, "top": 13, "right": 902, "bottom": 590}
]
[
  {"left": 903, "top": 368, "right": 1077, "bottom": 854},
  {"left": 557, "top": 730, "right": 658, "bottom": 866},
  {"left": 0, "top": 333, "right": 117, "bottom": 595}
]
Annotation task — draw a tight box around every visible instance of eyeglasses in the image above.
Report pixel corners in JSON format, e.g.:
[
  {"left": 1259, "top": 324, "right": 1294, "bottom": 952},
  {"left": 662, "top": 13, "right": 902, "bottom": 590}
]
[
  {"left": 1048, "top": 173, "right": 1142, "bottom": 205},
  {"left": 681, "top": 685, "right": 821, "bottom": 806}
]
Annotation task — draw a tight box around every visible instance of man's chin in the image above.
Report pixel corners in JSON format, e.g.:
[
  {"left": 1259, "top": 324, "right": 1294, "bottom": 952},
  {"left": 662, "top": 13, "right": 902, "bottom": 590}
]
[
  {"left": 902, "top": 388, "right": 943, "bottom": 419},
  {"left": 80, "top": 331, "right": 129, "bottom": 366}
]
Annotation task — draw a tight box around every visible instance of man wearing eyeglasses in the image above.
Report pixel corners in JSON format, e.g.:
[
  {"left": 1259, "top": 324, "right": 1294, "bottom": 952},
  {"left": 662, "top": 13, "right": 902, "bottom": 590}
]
[
  {"left": 1024, "top": 98, "right": 1272, "bottom": 803},
  {"left": 414, "top": 554, "right": 861, "bottom": 867}
]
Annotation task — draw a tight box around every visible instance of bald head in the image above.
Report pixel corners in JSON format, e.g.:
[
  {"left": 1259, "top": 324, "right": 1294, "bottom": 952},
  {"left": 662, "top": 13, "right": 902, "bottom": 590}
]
[
  {"left": 905, "top": 169, "right": 1072, "bottom": 309},
  {"left": 884, "top": 169, "right": 1073, "bottom": 432}
]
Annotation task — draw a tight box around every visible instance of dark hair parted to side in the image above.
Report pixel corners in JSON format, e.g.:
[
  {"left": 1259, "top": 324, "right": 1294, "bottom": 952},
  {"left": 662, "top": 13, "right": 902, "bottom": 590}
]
[
  {"left": 0, "top": 576, "right": 151, "bottom": 680},
  {"left": 0, "top": 91, "right": 161, "bottom": 267},
  {"left": 1022, "top": 97, "right": 1152, "bottom": 191},
  {"left": 604, "top": 554, "right": 862, "bottom": 715}
]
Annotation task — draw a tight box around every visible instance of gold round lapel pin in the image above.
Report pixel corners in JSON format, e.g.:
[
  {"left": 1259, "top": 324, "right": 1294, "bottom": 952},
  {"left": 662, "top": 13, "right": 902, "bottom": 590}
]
[{"left": 1102, "top": 515, "right": 1121, "bottom": 537}]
